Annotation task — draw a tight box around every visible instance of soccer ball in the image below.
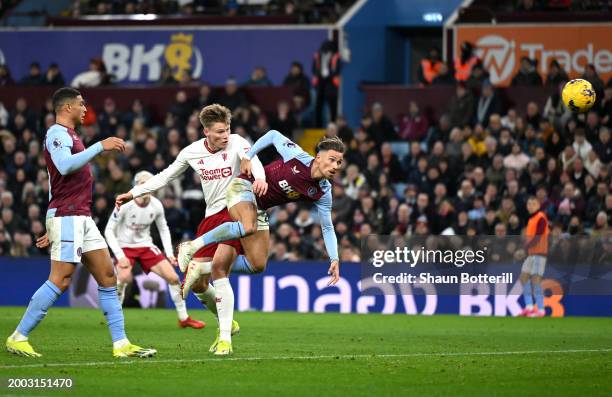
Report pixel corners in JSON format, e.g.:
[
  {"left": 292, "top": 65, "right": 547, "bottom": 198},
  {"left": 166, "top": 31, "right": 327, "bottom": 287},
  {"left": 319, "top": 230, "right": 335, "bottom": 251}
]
[{"left": 561, "top": 79, "right": 596, "bottom": 113}]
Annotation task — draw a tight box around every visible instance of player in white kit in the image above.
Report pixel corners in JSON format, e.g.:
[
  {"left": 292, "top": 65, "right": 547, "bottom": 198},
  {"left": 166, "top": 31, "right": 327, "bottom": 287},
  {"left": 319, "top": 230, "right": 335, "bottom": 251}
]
[
  {"left": 105, "top": 171, "right": 204, "bottom": 329},
  {"left": 115, "top": 104, "right": 269, "bottom": 354}
]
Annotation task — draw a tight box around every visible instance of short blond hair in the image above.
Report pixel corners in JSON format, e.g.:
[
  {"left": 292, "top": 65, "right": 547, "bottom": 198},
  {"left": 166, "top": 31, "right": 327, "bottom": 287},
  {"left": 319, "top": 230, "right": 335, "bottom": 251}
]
[
  {"left": 316, "top": 135, "right": 345, "bottom": 154},
  {"left": 199, "top": 104, "right": 231, "bottom": 129}
]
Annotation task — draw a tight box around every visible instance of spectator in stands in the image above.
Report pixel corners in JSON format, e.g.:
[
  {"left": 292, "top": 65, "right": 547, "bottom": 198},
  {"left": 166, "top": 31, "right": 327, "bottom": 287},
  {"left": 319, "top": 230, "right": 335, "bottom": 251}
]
[
  {"left": 465, "top": 64, "right": 489, "bottom": 94},
  {"left": 270, "top": 101, "right": 297, "bottom": 135},
  {"left": 593, "top": 127, "right": 611, "bottom": 163},
  {"left": 544, "top": 82, "right": 571, "bottom": 131},
  {"left": 283, "top": 61, "right": 311, "bottom": 105},
  {"left": 0, "top": 64, "right": 14, "bottom": 86},
  {"left": 335, "top": 115, "right": 354, "bottom": 143},
  {"left": 159, "top": 64, "right": 179, "bottom": 85},
  {"left": 399, "top": 101, "right": 428, "bottom": 141},
  {"left": 71, "top": 57, "right": 109, "bottom": 87},
  {"left": 97, "top": 97, "right": 121, "bottom": 138},
  {"left": 454, "top": 41, "right": 479, "bottom": 82},
  {"left": 197, "top": 83, "right": 214, "bottom": 109},
  {"left": 217, "top": 77, "right": 248, "bottom": 112},
  {"left": 523, "top": 102, "right": 541, "bottom": 131},
  {"left": 332, "top": 184, "right": 354, "bottom": 224},
  {"left": 168, "top": 90, "right": 193, "bottom": 128},
  {"left": 573, "top": 128, "right": 592, "bottom": 160},
  {"left": 545, "top": 59, "right": 568, "bottom": 87},
  {"left": 312, "top": 39, "right": 340, "bottom": 127},
  {"left": 431, "top": 62, "right": 456, "bottom": 86},
  {"left": 380, "top": 143, "right": 403, "bottom": 183},
  {"left": 243, "top": 66, "right": 273, "bottom": 86},
  {"left": 122, "top": 99, "right": 151, "bottom": 130},
  {"left": 342, "top": 164, "right": 367, "bottom": 200},
  {"left": 556, "top": 182, "right": 585, "bottom": 226},
  {"left": 449, "top": 82, "right": 475, "bottom": 128},
  {"left": 10, "top": 97, "right": 37, "bottom": 132},
  {"left": 44, "top": 63, "right": 65, "bottom": 86},
  {"left": 417, "top": 47, "right": 443, "bottom": 86},
  {"left": 511, "top": 57, "right": 542, "bottom": 86},
  {"left": 474, "top": 81, "right": 500, "bottom": 127},
  {"left": 582, "top": 63, "right": 604, "bottom": 100},
  {"left": 19, "top": 62, "right": 45, "bottom": 86},
  {"left": 599, "top": 81, "right": 612, "bottom": 127},
  {"left": 503, "top": 143, "right": 530, "bottom": 171},
  {"left": 367, "top": 102, "right": 397, "bottom": 145}
]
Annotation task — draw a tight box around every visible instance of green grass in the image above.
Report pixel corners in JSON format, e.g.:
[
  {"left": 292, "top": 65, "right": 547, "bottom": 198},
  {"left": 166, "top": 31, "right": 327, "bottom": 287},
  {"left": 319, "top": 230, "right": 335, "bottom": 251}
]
[{"left": 0, "top": 307, "right": 611, "bottom": 396}]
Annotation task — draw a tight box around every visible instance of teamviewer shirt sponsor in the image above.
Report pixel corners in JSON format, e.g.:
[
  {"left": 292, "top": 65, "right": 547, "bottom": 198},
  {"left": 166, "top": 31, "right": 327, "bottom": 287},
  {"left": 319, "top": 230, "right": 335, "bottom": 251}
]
[{"left": 130, "top": 134, "right": 265, "bottom": 218}]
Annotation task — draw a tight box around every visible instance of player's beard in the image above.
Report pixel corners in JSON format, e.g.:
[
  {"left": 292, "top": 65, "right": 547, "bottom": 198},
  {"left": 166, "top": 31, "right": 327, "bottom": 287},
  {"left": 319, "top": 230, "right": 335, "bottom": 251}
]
[{"left": 74, "top": 112, "right": 84, "bottom": 128}]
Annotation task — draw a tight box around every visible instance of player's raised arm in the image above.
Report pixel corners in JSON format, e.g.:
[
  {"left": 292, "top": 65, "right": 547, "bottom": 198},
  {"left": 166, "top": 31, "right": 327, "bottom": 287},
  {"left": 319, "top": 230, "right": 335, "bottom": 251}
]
[
  {"left": 314, "top": 186, "right": 340, "bottom": 286},
  {"left": 244, "top": 129, "right": 311, "bottom": 163},
  {"left": 115, "top": 151, "right": 189, "bottom": 208},
  {"left": 46, "top": 126, "right": 125, "bottom": 176}
]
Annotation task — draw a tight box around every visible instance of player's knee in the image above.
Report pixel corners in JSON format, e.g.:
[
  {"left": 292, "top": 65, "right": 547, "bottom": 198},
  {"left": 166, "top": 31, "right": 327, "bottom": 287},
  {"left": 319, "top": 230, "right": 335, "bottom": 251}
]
[
  {"left": 191, "top": 277, "right": 207, "bottom": 293},
  {"left": 118, "top": 272, "right": 132, "bottom": 284},
  {"left": 242, "top": 222, "right": 257, "bottom": 236},
  {"left": 167, "top": 274, "right": 180, "bottom": 285},
  {"left": 250, "top": 258, "right": 266, "bottom": 273}
]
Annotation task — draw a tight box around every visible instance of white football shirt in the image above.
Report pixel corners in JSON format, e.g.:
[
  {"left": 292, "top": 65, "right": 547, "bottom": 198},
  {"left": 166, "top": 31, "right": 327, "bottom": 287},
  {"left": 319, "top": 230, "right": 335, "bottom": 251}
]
[
  {"left": 129, "top": 134, "right": 265, "bottom": 218},
  {"left": 104, "top": 197, "right": 173, "bottom": 259}
]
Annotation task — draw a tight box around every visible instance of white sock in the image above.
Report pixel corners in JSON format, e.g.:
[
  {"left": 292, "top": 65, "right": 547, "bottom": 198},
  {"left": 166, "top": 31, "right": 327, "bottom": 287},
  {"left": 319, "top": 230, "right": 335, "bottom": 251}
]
[
  {"left": 194, "top": 285, "right": 218, "bottom": 324},
  {"left": 200, "top": 261, "right": 212, "bottom": 275},
  {"left": 526, "top": 304, "right": 534, "bottom": 310},
  {"left": 113, "top": 338, "right": 130, "bottom": 349},
  {"left": 213, "top": 278, "right": 234, "bottom": 343},
  {"left": 117, "top": 281, "right": 127, "bottom": 305},
  {"left": 10, "top": 330, "right": 27, "bottom": 342},
  {"left": 168, "top": 283, "right": 189, "bottom": 321}
]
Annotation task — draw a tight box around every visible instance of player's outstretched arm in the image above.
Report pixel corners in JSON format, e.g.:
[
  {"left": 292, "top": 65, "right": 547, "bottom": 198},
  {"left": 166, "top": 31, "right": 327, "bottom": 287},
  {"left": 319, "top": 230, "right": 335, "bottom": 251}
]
[
  {"left": 314, "top": 188, "right": 340, "bottom": 286},
  {"left": 46, "top": 127, "right": 125, "bottom": 175},
  {"left": 116, "top": 151, "right": 190, "bottom": 208},
  {"left": 244, "top": 130, "right": 310, "bottom": 163}
]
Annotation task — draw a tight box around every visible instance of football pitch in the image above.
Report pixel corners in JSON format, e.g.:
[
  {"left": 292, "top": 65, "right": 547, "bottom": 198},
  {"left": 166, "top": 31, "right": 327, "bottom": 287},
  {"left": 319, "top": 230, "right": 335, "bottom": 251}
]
[{"left": 1, "top": 307, "right": 611, "bottom": 397}]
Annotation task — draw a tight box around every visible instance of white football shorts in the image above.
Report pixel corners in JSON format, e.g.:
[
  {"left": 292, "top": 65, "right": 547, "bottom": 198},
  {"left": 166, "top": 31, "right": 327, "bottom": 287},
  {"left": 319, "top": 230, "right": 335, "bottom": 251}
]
[{"left": 46, "top": 215, "right": 108, "bottom": 263}]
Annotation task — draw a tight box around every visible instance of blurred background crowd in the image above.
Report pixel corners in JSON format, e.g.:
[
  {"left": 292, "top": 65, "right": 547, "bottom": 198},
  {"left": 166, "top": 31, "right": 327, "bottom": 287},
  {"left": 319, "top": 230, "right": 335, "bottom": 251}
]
[{"left": 0, "top": 0, "right": 610, "bottom": 263}]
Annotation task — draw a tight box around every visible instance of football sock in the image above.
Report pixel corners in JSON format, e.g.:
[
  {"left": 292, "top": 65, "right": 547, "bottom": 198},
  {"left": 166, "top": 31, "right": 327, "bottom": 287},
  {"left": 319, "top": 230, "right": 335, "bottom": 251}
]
[
  {"left": 98, "top": 286, "right": 127, "bottom": 342},
  {"left": 213, "top": 278, "right": 234, "bottom": 342},
  {"left": 534, "top": 282, "right": 544, "bottom": 312},
  {"left": 197, "top": 261, "right": 212, "bottom": 275},
  {"left": 168, "top": 283, "right": 189, "bottom": 321},
  {"left": 232, "top": 255, "right": 258, "bottom": 274},
  {"left": 192, "top": 222, "right": 246, "bottom": 250},
  {"left": 522, "top": 279, "right": 533, "bottom": 308},
  {"left": 15, "top": 280, "right": 61, "bottom": 338},
  {"left": 194, "top": 285, "right": 218, "bottom": 324}
]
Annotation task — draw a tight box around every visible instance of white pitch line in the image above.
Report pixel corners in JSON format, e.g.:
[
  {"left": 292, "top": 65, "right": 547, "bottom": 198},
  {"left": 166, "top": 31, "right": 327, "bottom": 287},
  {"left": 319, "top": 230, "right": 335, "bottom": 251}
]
[{"left": 1, "top": 348, "right": 610, "bottom": 370}]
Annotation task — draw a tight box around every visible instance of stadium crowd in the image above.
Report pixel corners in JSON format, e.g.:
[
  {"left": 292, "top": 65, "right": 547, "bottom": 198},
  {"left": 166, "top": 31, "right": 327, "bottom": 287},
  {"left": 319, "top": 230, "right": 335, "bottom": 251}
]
[
  {"left": 65, "top": 0, "right": 355, "bottom": 22},
  {"left": 0, "top": 53, "right": 611, "bottom": 262}
]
